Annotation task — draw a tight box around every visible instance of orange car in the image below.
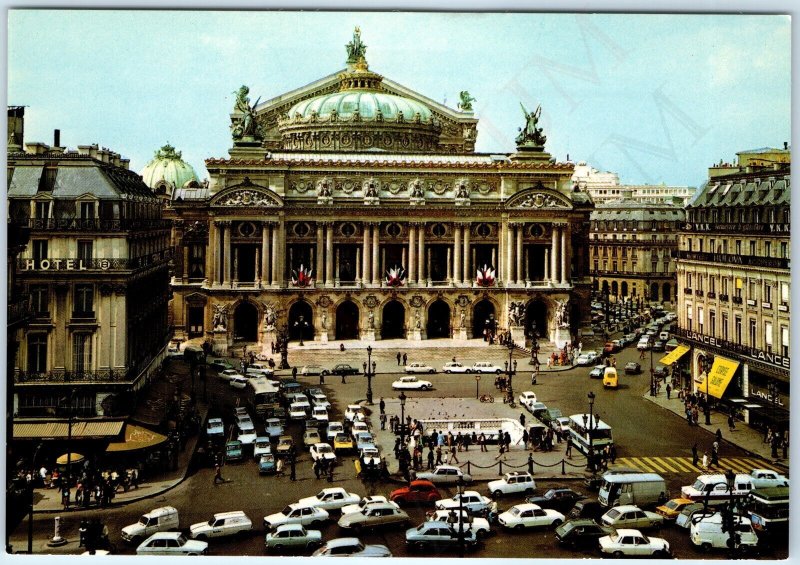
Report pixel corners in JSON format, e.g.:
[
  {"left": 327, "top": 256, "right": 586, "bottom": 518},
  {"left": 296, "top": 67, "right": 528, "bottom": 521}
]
[
  {"left": 655, "top": 498, "right": 695, "bottom": 521},
  {"left": 390, "top": 480, "right": 441, "bottom": 505}
]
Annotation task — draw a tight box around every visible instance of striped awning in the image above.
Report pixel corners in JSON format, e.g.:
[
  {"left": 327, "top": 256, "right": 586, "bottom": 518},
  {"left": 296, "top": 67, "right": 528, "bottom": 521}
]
[
  {"left": 106, "top": 423, "right": 168, "bottom": 452},
  {"left": 659, "top": 344, "right": 690, "bottom": 366},
  {"left": 13, "top": 420, "right": 125, "bottom": 440}
]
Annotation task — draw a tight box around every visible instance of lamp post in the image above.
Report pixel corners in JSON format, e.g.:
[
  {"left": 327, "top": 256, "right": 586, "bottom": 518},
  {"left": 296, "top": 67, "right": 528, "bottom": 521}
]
[
  {"left": 294, "top": 315, "right": 309, "bottom": 346},
  {"left": 700, "top": 354, "right": 712, "bottom": 425},
  {"left": 363, "top": 345, "right": 376, "bottom": 405},
  {"left": 529, "top": 324, "right": 540, "bottom": 366},
  {"left": 586, "top": 391, "right": 596, "bottom": 472},
  {"left": 28, "top": 442, "right": 44, "bottom": 554},
  {"left": 649, "top": 339, "right": 656, "bottom": 397},
  {"left": 448, "top": 475, "right": 466, "bottom": 558},
  {"left": 504, "top": 340, "right": 517, "bottom": 404},
  {"left": 278, "top": 327, "right": 290, "bottom": 370},
  {"left": 475, "top": 374, "right": 481, "bottom": 399},
  {"left": 724, "top": 469, "right": 740, "bottom": 558},
  {"left": 399, "top": 391, "right": 407, "bottom": 446}
]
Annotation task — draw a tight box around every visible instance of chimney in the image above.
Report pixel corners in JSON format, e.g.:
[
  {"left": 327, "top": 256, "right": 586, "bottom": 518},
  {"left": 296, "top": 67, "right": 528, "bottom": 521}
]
[
  {"left": 54, "top": 129, "right": 60, "bottom": 147},
  {"left": 784, "top": 141, "right": 788, "bottom": 150},
  {"left": 120, "top": 158, "right": 130, "bottom": 170}
]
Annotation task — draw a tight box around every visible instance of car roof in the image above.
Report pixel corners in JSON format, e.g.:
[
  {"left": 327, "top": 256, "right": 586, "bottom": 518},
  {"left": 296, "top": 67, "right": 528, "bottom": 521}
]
[
  {"left": 325, "top": 537, "right": 361, "bottom": 547},
  {"left": 609, "top": 505, "right": 641, "bottom": 512},
  {"left": 276, "top": 523, "right": 306, "bottom": 531},
  {"left": 512, "top": 503, "right": 541, "bottom": 511},
  {"left": 615, "top": 529, "right": 644, "bottom": 537},
  {"left": 213, "top": 510, "right": 248, "bottom": 519}
]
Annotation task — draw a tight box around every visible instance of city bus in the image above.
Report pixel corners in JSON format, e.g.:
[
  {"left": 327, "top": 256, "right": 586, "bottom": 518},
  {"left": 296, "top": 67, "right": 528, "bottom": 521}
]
[
  {"left": 247, "top": 378, "right": 280, "bottom": 417},
  {"left": 568, "top": 414, "right": 613, "bottom": 456},
  {"left": 746, "top": 486, "right": 789, "bottom": 538}
]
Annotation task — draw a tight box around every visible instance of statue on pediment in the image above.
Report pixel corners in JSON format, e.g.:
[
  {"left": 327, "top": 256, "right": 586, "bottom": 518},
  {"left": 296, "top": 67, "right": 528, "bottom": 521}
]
[
  {"left": 231, "top": 85, "right": 261, "bottom": 141},
  {"left": 515, "top": 103, "right": 547, "bottom": 147},
  {"left": 346, "top": 27, "right": 367, "bottom": 65},
  {"left": 458, "top": 91, "right": 476, "bottom": 112}
]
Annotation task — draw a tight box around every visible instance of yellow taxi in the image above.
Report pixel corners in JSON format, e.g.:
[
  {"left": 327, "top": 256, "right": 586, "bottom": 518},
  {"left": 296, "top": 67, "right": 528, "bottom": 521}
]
[
  {"left": 333, "top": 433, "right": 355, "bottom": 453},
  {"left": 655, "top": 498, "right": 695, "bottom": 521}
]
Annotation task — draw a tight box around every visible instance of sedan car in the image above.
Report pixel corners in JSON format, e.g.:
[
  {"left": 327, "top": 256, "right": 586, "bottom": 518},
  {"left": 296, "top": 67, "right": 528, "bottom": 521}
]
[
  {"left": 253, "top": 437, "right": 272, "bottom": 458},
  {"left": 498, "top": 503, "right": 564, "bottom": 530},
  {"left": 675, "top": 503, "right": 713, "bottom": 529},
  {"left": 264, "top": 524, "right": 322, "bottom": 552},
  {"left": 309, "top": 443, "right": 337, "bottom": 464},
  {"left": 435, "top": 491, "right": 491, "bottom": 514},
  {"left": 311, "top": 537, "right": 392, "bottom": 557},
  {"left": 414, "top": 464, "right": 472, "bottom": 485},
  {"left": 341, "top": 495, "right": 394, "bottom": 515},
  {"left": 652, "top": 340, "right": 666, "bottom": 352},
  {"left": 551, "top": 417, "right": 571, "bottom": 436},
  {"left": 309, "top": 393, "right": 331, "bottom": 410},
  {"left": 624, "top": 362, "right": 642, "bottom": 375},
  {"left": 209, "top": 359, "right": 234, "bottom": 372},
  {"left": 589, "top": 364, "right": 606, "bottom": 379},
  {"left": 601, "top": 505, "right": 664, "bottom": 530},
  {"left": 337, "top": 503, "right": 410, "bottom": 531},
  {"left": 518, "top": 391, "right": 538, "bottom": 409},
  {"left": 333, "top": 434, "right": 355, "bottom": 453},
  {"left": 344, "top": 405, "right": 364, "bottom": 422},
  {"left": 229, "top": 376, "right": 248, "bottom": 389},
  {"left": 488, "top": 472, "right": 536, "bottom": 497},
  {"left": 289, "top": 402, "right": 309, "bottom": 421},
  {"left": 598, "top": 528, "right": 671, "bottom": 558},
  {"left": 299, "top": 488, "right": 361, "bottom": 511},
  {"left": 655, "top": 497, "right": 696, "bottom": 521},
  {"left": 258, "top": 454, "right": 277, "bottom": 474},
  {"left": 326, "top": 421, "right": 344, "bottom": 441},
  {"left": 575, "top": 351, "right": 599, "bottom": 366},
  {"left": 392, "top": 376, "right": 433, "bottom": 390},
  {"left": 442, "top": 362, "right": 471, "bottom": 373},
  {"left": 471, "top": 362, "right": 504, "bottom": 374},
  {"left": 225, "top": 440, "right": 243, "bottom": 461},
  {"left": 525, "top": 488, "right": 583, "bottom": 513},
  {"left": 430, "top": 509, "right": 491, "bottom": 539},
  {"left": 653, "top": 365, "right": 669, "bottom": 379},
  {"left": 136, "top": 532, "right": 208, "bottom": 555},
  {"left": 311, "top": 406, "right": 329, "bottom": 424},
  {"left": 554, "top": 519, "right": 615, "bottom": 549},
  {"left": 236, "top": 414, "right": 255, "bottom": 432},
  {"left": 303, "top": 430, "right": 322, "bottom": 448},
  {"left": 405, "top": 362, "right": 436, "bottom": 374},
  {"left": 263, "top": 418, "right": 283, "bottom": 439},
  {"left": 390, "top": 480, "right": 442, "bottom": 505},
  {"left": 219, "top": 368, "right": 245, "bottom": 381},
  {"left": 206, "top": 417, "right": 224, "bottom": 438},
  {"left": 405, "top": 521, "right": 478, "bottom": 552},
  {"left": 299, "top": 365, "right": 326, "bottom": 376},
  {"left": 330, "top": 364, "right": 360, "bottom": 376},
  {"left": 276, "top": 435, "right": 294, "bottom": 456},
  {"left": 263, "top": 504, "right": 330, "bottom": 530}
]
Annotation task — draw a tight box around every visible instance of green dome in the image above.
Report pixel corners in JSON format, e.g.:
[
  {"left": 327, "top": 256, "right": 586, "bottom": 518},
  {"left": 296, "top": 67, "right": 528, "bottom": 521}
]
[
  {"left": 288, "top": 90, "right": 432, "bottom": 122},
  {"left": 141, "top": 144, "right": 198, "bottom": 192}
]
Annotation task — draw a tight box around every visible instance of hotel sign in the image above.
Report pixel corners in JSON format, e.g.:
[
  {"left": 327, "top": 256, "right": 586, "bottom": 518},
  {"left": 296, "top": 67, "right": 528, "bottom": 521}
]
[{"left": 22, "top": 258, "right": 93, "bottom": 271}]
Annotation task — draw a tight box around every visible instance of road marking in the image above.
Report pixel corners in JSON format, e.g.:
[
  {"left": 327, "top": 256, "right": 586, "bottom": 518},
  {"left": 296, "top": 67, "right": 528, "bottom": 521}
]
[
  {"left": 640, "top": 457, "right": 671, "bottom": 474},
  {"left": 611, "top": 456, "right": 784, "bottom": 475}
]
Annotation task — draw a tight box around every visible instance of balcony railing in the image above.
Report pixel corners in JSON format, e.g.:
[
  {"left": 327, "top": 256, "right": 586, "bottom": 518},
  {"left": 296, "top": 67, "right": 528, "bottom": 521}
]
[
  {"left": 707, "top": 292, "right": 716, "bottom": 299},
  {"left": 21, "top": 218, "right": 172, "bottom": 232},
  {"left": 14, "top": 370, "right": 129, "bottom": 384},
  {"left": 732, "top": 296, "right": 743, "bottom": 305},
  {"left": 7, "top": 296, "right": 31, "bottom": 326}
]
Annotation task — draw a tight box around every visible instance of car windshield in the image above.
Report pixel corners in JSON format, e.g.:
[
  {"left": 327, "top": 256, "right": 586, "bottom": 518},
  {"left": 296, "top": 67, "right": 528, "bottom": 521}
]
[
  {"left": 316, "top": 491, "right": 327, "bottom": 498},
  {"left": 318, "top": 445, "right": 331, "bottom": 453},
  {"left": 509, "top": 507, "right": 522, "bottom": 517},
  {"left": 256, "top": 441, "right": 269, "bottom": 448},
  {"left": 605, "top": 509, "right": 621, "bottom": 519},
  {"left": 665, "top": 500, "right": 680, "bottom": 510},
  {"left": 336, "top": 434, "right": 350, "bottom": 442},
  {"left": 176, "top": 534, "right": 187, "bottom": 545},
  {"left": 544, "top": 489, "right": 556, "bottom": 499},
  {"left": 691, "top": 479, "right": 705, "bottom": 490},
  {"left": 281, "top": 506, "right": 293, "bottom": 515}
]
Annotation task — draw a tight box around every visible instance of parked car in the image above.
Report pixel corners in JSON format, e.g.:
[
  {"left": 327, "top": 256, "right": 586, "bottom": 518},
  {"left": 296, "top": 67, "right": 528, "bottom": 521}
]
[
  {"left": 121, "top": 506, "right": 180, "bottom": 544},
  {"left": 576, "top": 351, "right": 600, "bottom": 366},
  {"left": 637, "top": 338, "right": 651, "bottom": 351},
  {"left": 330, "top": 364, "right": 360, "bottom": 376},
  {"left": 525, "top": 488, "right": 583, "bottom": 513},
  {"left": 603, "top": 342, "right": 618, "bottom": 355},
  {"left": 551, "top": 417, "right": 571, "bottom": 436},
  {"left": 308, "top": 392, "right": 331, "bottom": 410},
  {"left": 539, "top": 408, "right": 563, "bottom": 427},
  {"left": 390, "top": 480, "right": 442, "bottom": 505},
  {"left": 258, "top": 454, "right": 277, "bottom": 474},
  {"left": 276, "top": 436, "right": 294, "bottom": 456},
  {"left": 589, "top": 364, "right": 606, "bottom": 379},
  {"left": 341, "top": 495, "right": 394, "bottom": 515},
  {"left": 309, "top": 443, "right": 337, "bottom": 464},
  {"left": 289, "top": 402, "right": 310, "bottom": 421},
  {"left": 498, "top": 503, "right": 564, "bottom": 529},
  {"left": 246, "top": 363, "right": 273, "bottom": 378},
  {"left": 655, "top": 497, "right": 696, "bottom": 521},
  {"left": 206, "top": 418, "right": 224, "bottom": 439},
  {"left": 404, "top": 362, "right": 436, "bottom": 374},
  {"left": 392, "top": 376, "right": 433, "bottom": 390},
  {"left": 624, "top": 362, "right": 642, "bottom": 375},
  {"left": 414, "top": 464, "right": 472, "bottom": 485},
  {"left": 405, "top": 521, "right": 478, "bottom": 552},
  {"left": 675, "top": 503, "right": 712, "bottom": 529},
  {"left": 435, "top": 491, "right": 492, "bottom": 514},
  {"left": 653, "top": 365, "right": 669, "bottom": 379},
  {"left": 253, "top": 437, "right": 272, "bottom": 458},
  {"left": 209, "top": 359, "right": 234, "bottom": 372},
  {"left": 337, "top": 502, "right": 410, "bottom": 531},
  {"left": 136, "top": 532, "right": 207, "bottom": 555},
  {"left": 344, "top": 404, "right": 365, "bottom": 422},
  {"left": 689, "top": 512, "right": 759, "bottom": 552},
  {"left": 471, "top": 362, "right": 503, "bottom": 374},
  {"left": 554, "top": 519, "right": 614, "bottom": 550},
  {"left": 518, "top": 391, "right": 538, "bottom": 408},
  {"left": 601, "top": 505, "right": 664, "bottom": 530},
  {"left": 429, "top": 508, "right": 491, "bottom": 539},
  {"left": 326, "top": 421, "right": 344, "bottom": 441},
  {"left": 189, "top": 511, "right": 252, "bottom": 540},
  {"left": 229, "top": 375, "right": 248, "bottom": 389},
  {"left": 225, "top": 440, "right": 244, "bottom": 462},
  {"left": 652, "top": 340, "right": 666, "bottom": 352},
  {"left": 264, "top": 524, "right": 322, "bottom": 552},
  {"left": 298, "top": 487, "right": 361, "bottom": 511},
  {"left": 442, "top": 361, "right": 471, "bottom": 373},
  {"left": 303, "top": 430, "right": 322, "bottom": 448},
  {"left": 621, "top": 333, "right": 637, "bottom": 347},
  {"left": 311, "top": 406, "right": 329, "bottom": 424},
  {"left": 598, "top": 528, "right": 671, "bottom": 558},
  {"left": 334, "top": 434, "right": 355, "bottom": 453},
  {"left": 311, "top": 537, "right": 392, "bottom": 557},
  {"left": 488, "top": 472, "right": 536, "bottom": 497},
  {"left": 299, "top": 365, "right": 326, "bottom": 376},
  {"left": 263, "top": 504, "right": 330, "bottom": 530},
  {"left": 219, "top": 368, "right": 245, "bottom": 381}
]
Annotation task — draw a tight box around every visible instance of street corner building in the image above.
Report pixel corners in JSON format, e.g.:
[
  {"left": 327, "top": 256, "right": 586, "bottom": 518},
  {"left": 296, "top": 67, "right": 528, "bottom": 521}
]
[
  {"left": 164, "top": 28, "right": 595, "bottom": 357},
  {"left": 6, "top": 108, "right": 172, "bottom": 448},
  {"left": 675, "top": 146, "right": 790, "bottom": 434}
]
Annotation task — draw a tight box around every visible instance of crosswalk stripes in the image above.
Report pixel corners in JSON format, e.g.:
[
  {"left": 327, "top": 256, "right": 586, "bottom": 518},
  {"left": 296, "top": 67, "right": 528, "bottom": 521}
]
[{"left": 612, "top": 456, "right": 784, "bottom": 475}]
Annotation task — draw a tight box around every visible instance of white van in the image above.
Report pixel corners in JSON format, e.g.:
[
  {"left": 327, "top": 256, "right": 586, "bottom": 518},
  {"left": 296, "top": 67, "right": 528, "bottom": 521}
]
[
  {"left": 690, "top": 512, "right": 758, "bottom": 552},
  {"left": 189, "top": 510, "right": 253, "bottom": 540},
  {"left": 121, "top": 506, "right": 180, "bottom": 543},
  {"left": 680, "top": 472, "right": 786, "bottom": 504},
  {"left": 598, "top": 473, "right": 667, "bottom": 508}
]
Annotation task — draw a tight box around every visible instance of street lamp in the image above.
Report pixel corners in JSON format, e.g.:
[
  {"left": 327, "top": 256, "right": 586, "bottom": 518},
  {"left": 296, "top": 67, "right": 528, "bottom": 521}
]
[
  {"left": 294, "top": 315, "right": 310, "bottom": 346},
  {"left": 398, "top": 391, "right": 407, "bottom": 446},
  {"left": 724, "top": 469, "right": 740, "bottom": 558},
  {"left": 649, "top": 340, "right": 656, "bottom": 397},
  {"left": 529, "top": 324, "right": 540, "bottom": 366},
  {"left": 586, "top": 392, "right": 596, "bottom": 472},
  {"left": 448, "top": 475, "right": 467, "bottom": 558},
  {"left": 504, "top": 340, "right": 517, "bottom": 404},
  {"left": 699, "top": 354, "right": 712, "bottom": 425},
  {"left": 363, "top": 345, "right": 376, "bottom": 405},
  {"left": 278, "top": 326, "right": 290, "bottom": 370},
  {"left": 28, "top": 442, "right": 44, "bottom": 553}
]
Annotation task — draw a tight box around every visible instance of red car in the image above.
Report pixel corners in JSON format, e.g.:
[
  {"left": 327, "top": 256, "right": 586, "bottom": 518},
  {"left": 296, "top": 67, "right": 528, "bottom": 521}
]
[
  {"left": 389, "top": 480, "right": 442, "bottom": 505},
  {"left": 603, "top": 342, "right": 618, "bottom": 355}
]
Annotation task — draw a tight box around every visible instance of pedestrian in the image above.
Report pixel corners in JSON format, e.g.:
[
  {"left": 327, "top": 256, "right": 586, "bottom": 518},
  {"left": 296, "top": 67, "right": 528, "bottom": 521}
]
[
  {"left": 494, "top": 443, "right": 506, "bottom": 461},
  {"left": 764, "top": 426, "right": 772, "bottom": 444},
  {"left": 566, "top": 438, "right": 573, "bottom": 458},
  {"left": 456, "top": 432, "right": 463, "bottom": 452},
  {"left": 61, "top": 485, "right": 70, "bottom": 510},
  {"left": 379, "top": 397, "right": 386, "bottom": 414},
  {"left": 214, "top": 463, "right": 224, "bottom": 484},
  {"left": 427, "top": 448, "right": 434, "bottom": 470},
  {"left": 522, "top": 429, "right": 529, "bottom": 450},
  {"left": 450, "top": 444, "right": 460, "bottom": 463},
  {"left": 715, "top": 428, "right": 723, "bottom": 444},
  {"left": 292, "top": 366, "right": 298, "bottom": 379},
  {"left": 609, "top": 444, "right": 617, "bottom": 464},
  {"left": 702, "top": 451, "right": 709, "bottom": 470},
  {"left": 710, "top": 444, "right": 719, "bottom": 467},
  {"left": 666, "top": 383, "right": 671, "bottom": 399},
  {"left": 276, "top": 458, "right": 284, "bottom": 476},
  {"left": 289, "top": 455, "right": 297, "bottom": 481},
  {"left": 397, "top": 352, "right": 402, "bottom": 366},
  {"left": 402, "top": 353, "right": 407, "bottom": 366},
  {"left": 527, "top": 453, "right": 534, "bottom": 475},
  {"left": 691, "top": 443, "right": 699, "bottom": 467},
  {"left": 319, "top": 372, "right": 325, "bottom": 385},
  {"left": 771, "top": 437, "right": 779, "bottom": 458},
  {"left": 504, "top": 431, "right": 512, "bottom": 450},
  {"left": 520, "top": 413, "right": 526, "bottom": 427},
  {"left": 782, "top": 435, "right": 788, "bottom": 459},
  {"left": 341, "top": 372, "right": 346, "bottom": 384},
  {"left": 692, "top": 406, "right": 699, "bottom": 426},
  {"left": 313, "top": 459, "right": 321, "bottom": 479},
  {"left": 435, "top": 446, "right": 443, "bottom": 465},
  {"left": 380, "top": 412, "right": 387, "bottom": 430},
  {"left": 479, "top": 433, "right": 487, "bottom": 452},
  {"left": 728, "top": 414, "right": 735, "bottom": 431}
]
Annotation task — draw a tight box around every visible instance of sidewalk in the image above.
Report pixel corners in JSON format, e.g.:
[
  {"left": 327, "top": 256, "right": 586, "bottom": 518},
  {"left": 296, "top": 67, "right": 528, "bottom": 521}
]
[{"left": 642, "top": 389, "right": 789, "bottom": 473}]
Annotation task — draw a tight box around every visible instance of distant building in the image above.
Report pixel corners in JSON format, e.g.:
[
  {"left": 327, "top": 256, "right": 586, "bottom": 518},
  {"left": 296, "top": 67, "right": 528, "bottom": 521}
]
[
  {"left": 7, "top": 111, "right": 172, "bottom": 449},
  {"left": 140, "top": 143, "right": 199, "bottom": 201},
  {"left": 572, "top": 162, "right": 696, "bottom": 205},
  {"left": 675, "top": 146, "right": 790, "bottom": 433}
]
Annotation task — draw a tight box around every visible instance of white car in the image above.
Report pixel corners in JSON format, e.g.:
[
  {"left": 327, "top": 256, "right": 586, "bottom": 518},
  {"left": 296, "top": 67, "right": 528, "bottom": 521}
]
[
  {"left": 309, "top": 443, "right": 337, "bottom": 463},
  {"left": 309, "top": 393, "right": 331, "bottom": 410},
  {"left": 298, "top": 487, "right": 361, "bottom": 511},
  {"left": 341, "top": 496, "right": 395, "bottom": 515},
  {"left": 189, "top": 511, "right": 252, "bottom": 540},
  {"left": 264, "top": 524, "right": 322, "bottom": 551},
  {"left": 551, "top": 417, "right": 571, "bottom": 435},
  {"left": 136, "top": 532, "right": 208, "bottom": 555},
  {"left": 263, "top": 504, "right": 330, "bottom": 530},
  {"left": 589, "top": 364, "right": 606, "bottom": 378},
  {"left": 326, "top": 421, "right": 345, "bottom": 441},
  {"left": 289, "top": 394, "right": 311, "bottom": 409},
  {"left": 253, "top": 437, "right": 272, "bottom": 458},
  {"left": 219, "top": 369, "right": 245, "bottom": 381},
  {"left": 311, "top": 406, "right": 329, "bottom": 423},
  {"left": 498, "top": 503, "right": 564, "bottom": 529},
  {"left": 289, "top": 402, "right": 309, "bottom": 420},
  {"left": 350, "top": 421, "right": 370, "bottom": 439},
  {"left": 392, "top": 376, "right": 433, "bottom": 390},
  {"left": 344, "top": 405, "right": 364, "bottom": 422},
  {"left": 488, "top": 472, "right": 537, "bottom": 497},
  {"left": 299, "top": 365, "right": 326, "bottom": 376},
  {"left": 206, "top": 418, "right": 224, "bottom": 438},
  {"left": 359, "top": 446, "right": 381, "bottom": 466},
  {"left": 229, "top": 376, "right": 248, "bottom": 389},
  {"left": 236, "top": 415, "right": 255, "bottom": 432},
  {"left": 430, "top": 509, "right": 491, "bottom": 539},
  {"left": 471, "top": 362, "right": 504, "bottom": 374},
  {"left": 435, "top": 491, "right": 492, "bottom": 514},
  {"left": 575, "top": 351, "right": 599, "bottom": 366},
  {"left": 414, "top": 464, "right": 473, "bottom": 485},
  {"left": 598, "top": 528, "right": 671, "bottom": 558},
  {"left": 405, "top": 362, "right": 436, "bottom": 374},
  {"left": 518, "top": 391, "right": 538, "bottom": 408},
  {"left": 237, "top": 429, "right": 257, "bottom": 446},
  {"left": 246, "top": 363, "right": 273, "bottom": 377},
  {"left": 601, "top": 505, "right": 664, "bottom": 530},
  {"left": 442, "top": 362, "right": 471, "bottom": 373}
]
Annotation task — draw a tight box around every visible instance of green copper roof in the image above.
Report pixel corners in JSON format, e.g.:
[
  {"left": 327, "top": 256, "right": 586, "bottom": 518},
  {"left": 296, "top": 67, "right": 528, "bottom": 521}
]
[
  {"left": 288, "top": 90, "right": 432, "bottom": 122},
  {"left": 140, "top": 143, "right": 198, "bottom": 189}
]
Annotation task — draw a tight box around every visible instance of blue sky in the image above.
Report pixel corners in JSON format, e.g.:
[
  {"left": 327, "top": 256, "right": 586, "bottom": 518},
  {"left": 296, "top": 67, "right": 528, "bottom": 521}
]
[{"left": 7, "top": 11, "right": 791, "bottom": 186}]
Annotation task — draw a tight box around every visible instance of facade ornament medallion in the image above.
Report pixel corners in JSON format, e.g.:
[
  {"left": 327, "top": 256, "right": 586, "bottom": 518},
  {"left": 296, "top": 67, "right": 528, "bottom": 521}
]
[
  {"left": 456, "top": 294, "right": 471, "bottom": 308},
  {"left": 216, "top": 189, "right": 279, "bottom": 207},
  {"left": 316, "top": 295, "right": 332, "bottom": 308},
  {"left": 510, "top": 191, "right": 570, "bottom": 209},
  {"left": 317, "top": 176, "right": 334, "bottom": 205},
  {"left": 364, "top": 294, "right": 379, "bottom": 309},
  {"left": 410, "top": 295, "right": 424, "bottom": 308}
]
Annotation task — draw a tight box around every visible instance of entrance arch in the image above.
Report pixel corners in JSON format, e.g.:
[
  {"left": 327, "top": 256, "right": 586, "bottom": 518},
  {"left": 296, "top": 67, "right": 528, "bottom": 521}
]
[
  {"left": 650, "top": 283, "right": 659, "bottom": 302},
  {"left": 382, "top": 301, "right": 405, "bottom": 339},
  {"left": 427, "top": 300, "right": 451, "bottom": 339},
  {"left": 662, "top": 283, "right": 671, "bottom": 302},
  {"left": 472, "top": 299, "right": 496, "bottom": 339},
  {"left": 335, "top": 301, "right": 360, "bottom": 340},
  {"left": 525, "top": 300, "right": 548, "bottom": 339},
  {"left": 621, "top": 281, "right": 629, "bottom": 297},
  {"left": 234, "top": 301, "right": 259, "bottom": 342},
  {"left": 288, "top": 301, "right": 314, "bottom": 341}
]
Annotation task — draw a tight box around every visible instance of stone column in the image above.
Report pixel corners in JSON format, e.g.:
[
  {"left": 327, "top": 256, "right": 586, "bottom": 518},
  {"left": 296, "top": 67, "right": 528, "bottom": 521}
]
[
  {"left": 516, "top": 224, "right": 524, "bottom": 285},
  {"left": 446, "top": 247, "right": 452, "bottom": 283},
  {"left": 261, "top": 223, "right": 270, "bottom": 286},
  {"left": 426, "top": 249, "right": 432, "bottom": 283},
  {"left": 408, "top": 224, "right": 417, "bottom": 283},
  {"left": 506, "top": 222, "right": 515, "bottom": 284},
  {"left": 355, "top": 247, "right": 361, "bottom": 283},
  {"left": 182, "top": 244, "right": 189, "bottom": 282},
  {"left": 454, "top": 224, "right": 462, "bottom": 286},
  {"left": 371, "top": 222, "right": 380, "bottom": 284},
  {"left": 463, "top": 223, "right": 471, "bottom": 283},
  {"left": 544, "top": 247, "right": 549, "bottom": 282},
  {"left": 472, "top": 248, "right": 477, "bottom": 282},
  {"left": 491, "top": 247, "right": 497, "bottom": 270},
  {"left": 381, "top": 248, "right": 386, "bottom": 282},
  {"left": 561, "top": 224, "right": 568, "bottom": 285},
  {"left": 401, "top": 248, "right": 407, "bottom": 272},
  {"left": 550, "top": 224, "right": 558, "bottom": 285},
  {"left": 271, "top": 223, "right": 278, "bottom": 285},
  {"left": 363, "top": 223, "right": 371, "bottom": 285},
  {"left": 335, "top": 247, "right": 340, "bottom": 285},
  {"left": 255, "top": 246, "right": 260, "bottom": 285},
  {"left": 325, "top": 222, "right": 334, "bottom": 287},
  {"left": 208, "top": 221, "right": 217, "bottom": 286},
  {"left": 418, "top": 224, "right": 426, "bottom": 283},
  {"left": 223, "top": 221, "right": 232, "bottom": 286},
  {"left": 316, "top": 223, "right": 324, "bottom": 284}
]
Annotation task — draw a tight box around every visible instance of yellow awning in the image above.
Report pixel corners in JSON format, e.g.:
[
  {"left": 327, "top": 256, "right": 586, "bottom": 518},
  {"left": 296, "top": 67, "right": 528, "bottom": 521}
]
[
  {"left": 105, "top": 423, "right": 168, "bottom": 453},
  {"left": 706, "top": 356, "right": 740, "bottom": 398},
  {"left": 13, "top": 420, "right": 124, "bottom": 440},
  {"left": 56, "top": 452, "right": 85, "bottom": 465},
  {"left": 659, "top": 344, "right": 690, "bottom": 366}
]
